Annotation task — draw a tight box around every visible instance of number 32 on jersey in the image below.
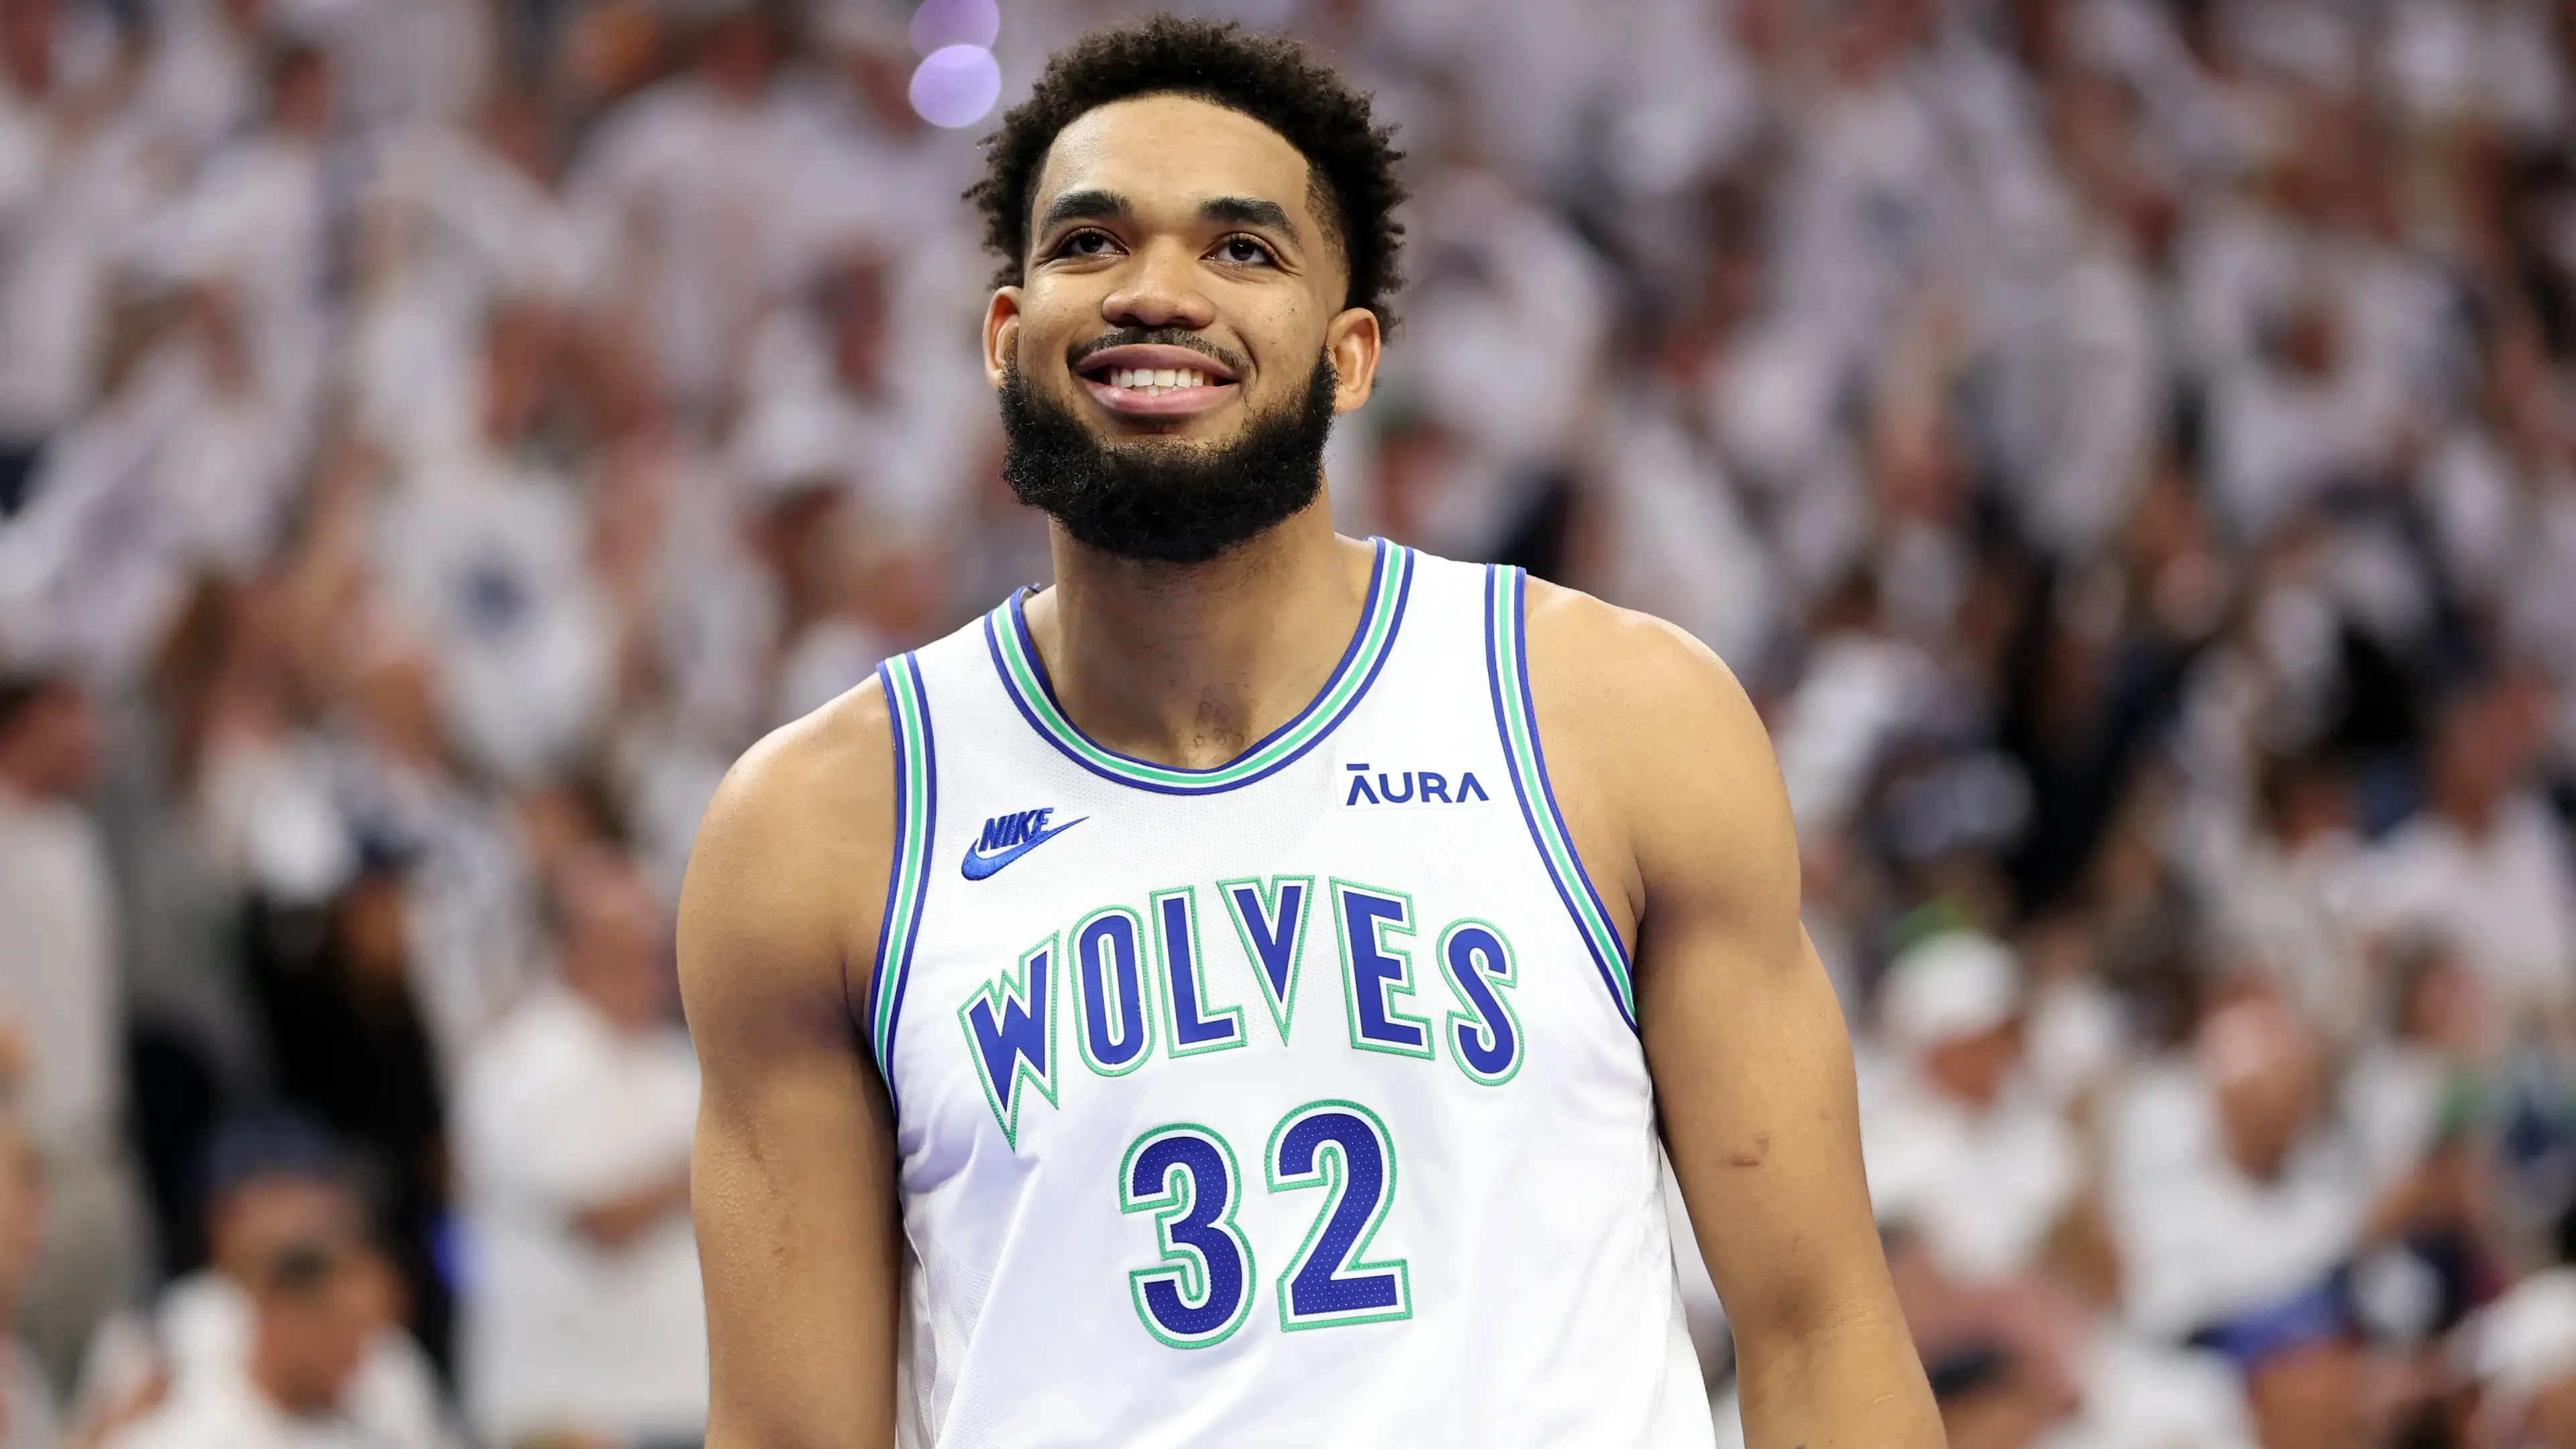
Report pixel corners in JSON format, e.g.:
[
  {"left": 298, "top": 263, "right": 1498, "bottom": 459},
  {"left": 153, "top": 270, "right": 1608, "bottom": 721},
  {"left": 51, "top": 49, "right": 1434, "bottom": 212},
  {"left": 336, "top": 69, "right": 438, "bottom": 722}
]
[{"left": 1119, "top": 1099, "right": 1409, "bottom": 1348}]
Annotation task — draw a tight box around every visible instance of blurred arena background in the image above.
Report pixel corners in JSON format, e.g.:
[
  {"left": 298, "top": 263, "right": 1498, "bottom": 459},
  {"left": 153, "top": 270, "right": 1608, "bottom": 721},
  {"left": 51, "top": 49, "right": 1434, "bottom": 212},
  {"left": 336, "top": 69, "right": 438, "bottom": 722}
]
[{"left": 0, "top": 0, "right": 2574, "bottom": 1444}]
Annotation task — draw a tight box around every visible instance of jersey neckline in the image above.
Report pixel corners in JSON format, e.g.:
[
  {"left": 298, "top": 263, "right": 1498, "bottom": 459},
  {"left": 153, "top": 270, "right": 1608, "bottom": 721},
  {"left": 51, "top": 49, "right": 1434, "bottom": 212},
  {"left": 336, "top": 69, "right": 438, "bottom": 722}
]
[{"left": 981, "top": 539, "right": 1415, "bottom": 796}]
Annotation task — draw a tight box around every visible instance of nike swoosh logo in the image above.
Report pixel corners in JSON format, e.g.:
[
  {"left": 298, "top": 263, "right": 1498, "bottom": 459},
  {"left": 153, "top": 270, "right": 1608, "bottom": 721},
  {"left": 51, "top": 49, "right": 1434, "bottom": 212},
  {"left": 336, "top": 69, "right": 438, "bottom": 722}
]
[{"left": 960, "top": 816, "right": 1087, "bottom": 881}]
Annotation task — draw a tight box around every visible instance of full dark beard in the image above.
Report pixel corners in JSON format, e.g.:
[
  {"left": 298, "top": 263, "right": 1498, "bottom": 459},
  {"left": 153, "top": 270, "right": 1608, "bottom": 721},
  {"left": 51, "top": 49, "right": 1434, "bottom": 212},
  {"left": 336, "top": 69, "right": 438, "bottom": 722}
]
[{"left": 999, "top": 351, "right": 1338, "bottom": 564}]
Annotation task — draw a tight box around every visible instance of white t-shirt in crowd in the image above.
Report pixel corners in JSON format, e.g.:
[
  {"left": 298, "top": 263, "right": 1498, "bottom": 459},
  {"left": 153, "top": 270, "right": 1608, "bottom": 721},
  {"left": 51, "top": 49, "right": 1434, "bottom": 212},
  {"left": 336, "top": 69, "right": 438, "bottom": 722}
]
[
  {"left": 1589, "top": 393, "right": 1779, "bottom": 670},
  {"left": 0, "top": 61, "right": 138, "bottom": 441},
  {"left": 351, "top": 119, "right": 582, "bottom": 468},
  {"left": 729, "top": 292, "right": 986, "bottom": 533},
  {"left": 82, "top": 1272, "right": 449, "bottom": 1449},
  {"left": 372, "top": 458, "right": 614, "bottom": 786},
  {"left": 2383, "top": 0, "right": 2566, "bottom": 140},
  {"left": 570, "top": 76, "right": 809, "bottom": 415},
  {"left": 127, "top": 0, "right": 255, "bottom": 168},
  {"left": 456, "top": 984, "right": 706, "bottom": 1446},
  {"left": 2356, "top": 795, "right": 2576, "bottom": 1021},
  {"left": 105, "top": 1373, "right": 380, "bottom": 1449},
  {"left": 1860, "top": 1067, "right": 2081, "bottom": 1286},
  {"left": 2033, "top": 1330, "right": 2257, "bottom": 1449},
  {"left": 2104, "top": 1063, "right": 2371, "bottom": 1339}
]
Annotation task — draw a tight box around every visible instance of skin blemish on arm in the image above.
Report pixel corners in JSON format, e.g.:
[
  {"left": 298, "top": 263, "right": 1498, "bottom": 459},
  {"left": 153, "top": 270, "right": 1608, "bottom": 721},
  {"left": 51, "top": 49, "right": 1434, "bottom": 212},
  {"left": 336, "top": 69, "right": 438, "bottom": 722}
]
[{"left": 1727, "top": 1130, "right": 1772, "bottom": 1169}]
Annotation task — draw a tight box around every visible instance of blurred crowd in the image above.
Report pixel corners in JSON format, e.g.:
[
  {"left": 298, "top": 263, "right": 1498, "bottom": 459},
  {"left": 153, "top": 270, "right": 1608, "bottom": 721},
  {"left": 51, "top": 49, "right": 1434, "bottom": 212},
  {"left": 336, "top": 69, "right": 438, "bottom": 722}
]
[{"left": 0, "top": 0, "right": 2574, "bottom": 1445}]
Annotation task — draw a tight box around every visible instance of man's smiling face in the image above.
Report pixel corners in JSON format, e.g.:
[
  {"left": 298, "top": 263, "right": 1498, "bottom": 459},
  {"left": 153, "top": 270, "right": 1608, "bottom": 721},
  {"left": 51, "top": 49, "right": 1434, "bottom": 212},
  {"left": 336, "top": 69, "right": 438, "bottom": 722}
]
[{"left": 983, "top": 91, "right": 1380, "bottom": 454}]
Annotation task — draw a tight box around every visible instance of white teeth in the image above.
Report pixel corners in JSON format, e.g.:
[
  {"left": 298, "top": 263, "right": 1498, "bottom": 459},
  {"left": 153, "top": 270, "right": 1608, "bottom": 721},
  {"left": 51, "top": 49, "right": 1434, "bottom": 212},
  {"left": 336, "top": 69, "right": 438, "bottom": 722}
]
[{"left": 1099, "top": 364, "right": 1220, "bottom": 392}]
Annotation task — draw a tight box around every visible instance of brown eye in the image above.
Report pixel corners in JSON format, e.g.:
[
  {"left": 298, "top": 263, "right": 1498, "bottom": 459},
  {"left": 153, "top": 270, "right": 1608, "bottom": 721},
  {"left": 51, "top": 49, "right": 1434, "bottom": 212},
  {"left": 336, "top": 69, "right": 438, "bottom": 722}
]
[
  {"left": 1216, "top": 237, "right": 1275, "bottom": 266},
  {"left": 1058, "top": 229, "right": 1118, "bottom": 258}
]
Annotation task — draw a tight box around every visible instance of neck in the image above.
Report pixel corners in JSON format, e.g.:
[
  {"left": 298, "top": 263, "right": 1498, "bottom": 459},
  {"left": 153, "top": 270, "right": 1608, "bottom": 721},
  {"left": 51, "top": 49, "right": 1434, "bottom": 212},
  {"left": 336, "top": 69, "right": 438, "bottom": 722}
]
[
  {"left": 1022, "top": 503, "right": 1370, "bottom": 771},
  {"left": 250, "top": 1342, "right": 333, "bottom": 1419},
  {"left": 2435, "top": 780, "right": 2501, "bottom": 837}
]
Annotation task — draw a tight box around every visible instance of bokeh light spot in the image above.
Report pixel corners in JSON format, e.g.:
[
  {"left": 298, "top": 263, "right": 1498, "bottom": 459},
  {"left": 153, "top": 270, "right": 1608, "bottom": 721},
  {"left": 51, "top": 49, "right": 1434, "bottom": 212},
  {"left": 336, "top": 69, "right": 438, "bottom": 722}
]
[
  {"left": 910, "top": 0, "right": 1001, "bottom": 56},
  {"left": 909, "top": 44, "right": 1002, "bottom": 129}
]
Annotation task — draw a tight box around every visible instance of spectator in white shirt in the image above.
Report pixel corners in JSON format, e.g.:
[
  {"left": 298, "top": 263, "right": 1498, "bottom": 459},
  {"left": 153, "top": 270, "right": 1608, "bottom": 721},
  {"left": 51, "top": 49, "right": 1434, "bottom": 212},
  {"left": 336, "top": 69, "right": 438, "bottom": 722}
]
[
  {"left": 2198, "top": 749, "right": 2373, "bottom": 1049},
  {"left": 372, "top": 297, "right": 615, "bottom": 786},
  {"left": 2382, "top": 0, "right": 2567, "bottom": 143},
  {"left": 570, "top": 2, "right": 806, "bottom": 426},
  {"left": 1862, "top": 931, "right": 2082, "bottom": 1287},
  {"left": 352, "top": 81, "right": 582, "bottom": 472},
  {"left": 2342, "top": 936, "right": 2497, "bottom": 1198},
  {"left": 2106, "top": 994, "right": 2371, "bottom": 1340},
  {"left": 2208, "top": 288, "right": 2410, "bottom": 546},
  {"left": 84, "top": 1114, "right": 450, "bottom": 1449},
  {"left": 146, "top": 35, "right": 339, "bottom": 446},
  {"left": 130, "top": 0, "right": 265, "bottom": 172},
  {"left": 104, "top": 1206, "right": 395, "bottom": 1449},
  {"left": 2108, "top": 987, "right": 2487, "bottom": 1350},
  {"left": 2357, "top": 668, "right": 2576, "bottom": 1028},
  {"left": 0, "top": 672, "right": 148, "bottom": 1391},
  {"left": 731, "top": 243, "right": 984, "bottom": 537},
  {"left": 2469, "top": 1269, "right": 2576, "bottom": 1447},
  {"left": 0, "top": 0, "right": 122, "bottom": 515},
  {"left": 457, "top": 849, "right": 704, "bottom": 1449}
]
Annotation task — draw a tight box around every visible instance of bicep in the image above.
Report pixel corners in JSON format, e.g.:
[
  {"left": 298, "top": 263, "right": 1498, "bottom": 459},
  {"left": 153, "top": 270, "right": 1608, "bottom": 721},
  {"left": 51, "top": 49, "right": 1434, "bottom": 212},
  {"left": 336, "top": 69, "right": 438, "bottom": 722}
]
[
  {"left": 688, "top": 1017, "right": 902, "bottom": 1449},
  {"left": 1642, "top": 910, "right": 1884, "bottom": 1345},
  {"left": 1635, "top": 704, "right": 1882, "bottom": 1342},
  {"left": 1528, "top": 596, "right": 1892, "bottom": 1346},
  {"left": 679, "top": 712, "right": 905, "bottom": 1449}
]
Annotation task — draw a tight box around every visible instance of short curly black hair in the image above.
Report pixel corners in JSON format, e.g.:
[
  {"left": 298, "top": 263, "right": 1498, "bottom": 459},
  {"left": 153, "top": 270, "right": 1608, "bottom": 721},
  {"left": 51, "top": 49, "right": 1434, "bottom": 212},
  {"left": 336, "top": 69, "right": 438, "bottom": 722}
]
[{"left": 967, "top": 15, "right": 1407, "bottom": 330}]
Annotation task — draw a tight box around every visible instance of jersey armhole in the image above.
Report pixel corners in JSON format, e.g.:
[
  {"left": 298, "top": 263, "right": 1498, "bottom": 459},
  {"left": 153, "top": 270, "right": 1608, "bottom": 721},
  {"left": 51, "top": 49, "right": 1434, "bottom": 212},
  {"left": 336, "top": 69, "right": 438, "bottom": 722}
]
[
  {"left": 867, "top": 653, "right": 938, "bottom": 1106},
  {"left": 1482, "top": 566, "right": 1639, "bottom": 1030}
]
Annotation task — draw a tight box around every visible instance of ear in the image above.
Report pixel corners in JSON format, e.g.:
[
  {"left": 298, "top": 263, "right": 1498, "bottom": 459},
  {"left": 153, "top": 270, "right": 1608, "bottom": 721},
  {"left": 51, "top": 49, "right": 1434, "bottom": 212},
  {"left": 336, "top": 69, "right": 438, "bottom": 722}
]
[
  {"left": 982, "top": 286, "right": 1024, "bottom": 390},
  {"left": 1324, "top": 306, "right": 1382, "bottom": 415}
]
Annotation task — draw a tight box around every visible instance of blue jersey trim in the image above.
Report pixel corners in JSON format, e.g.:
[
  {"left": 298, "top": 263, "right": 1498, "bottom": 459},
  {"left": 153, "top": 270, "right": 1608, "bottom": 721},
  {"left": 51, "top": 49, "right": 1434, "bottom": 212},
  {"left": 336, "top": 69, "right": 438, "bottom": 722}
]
[
  {"left": 981, "top": 541, "right": 1413, "bottom": 796},
  {"left": 867, "top": 654, "right": 938, "bottom": 1112},
  {"left": 1483, "top": 566, "right": 1638, "bottom": 1030},
  {"left": 865, "top": 659, "right": 906, "bottom": 1056},
  {"left": 888, "top": 653, "right": 938, "bottom": 1101}
]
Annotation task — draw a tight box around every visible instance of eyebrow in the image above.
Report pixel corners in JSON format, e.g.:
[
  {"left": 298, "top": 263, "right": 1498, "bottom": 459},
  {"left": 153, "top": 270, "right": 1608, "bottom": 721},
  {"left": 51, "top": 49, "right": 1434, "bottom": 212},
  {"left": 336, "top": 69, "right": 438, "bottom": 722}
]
[
  {"left": 1199, "top": 196, "right": 1300, "bottom": 246},
  {"left": 1036, "top": 188, "right": 1131, "bottom": 236}
]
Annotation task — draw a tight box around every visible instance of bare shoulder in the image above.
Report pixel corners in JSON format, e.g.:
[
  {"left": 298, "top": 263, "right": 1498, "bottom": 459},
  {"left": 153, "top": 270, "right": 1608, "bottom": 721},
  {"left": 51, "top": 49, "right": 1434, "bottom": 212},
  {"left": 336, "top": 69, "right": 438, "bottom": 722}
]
[
  {"left": 679, "top": 680, "right": 900, "bottom": 1033},
  {"left": 1518, "top": 579, "right": 1796, "bottom": 930},
  {"left": 1521, "top": 579, "right": 1766, "bottom": 749}
]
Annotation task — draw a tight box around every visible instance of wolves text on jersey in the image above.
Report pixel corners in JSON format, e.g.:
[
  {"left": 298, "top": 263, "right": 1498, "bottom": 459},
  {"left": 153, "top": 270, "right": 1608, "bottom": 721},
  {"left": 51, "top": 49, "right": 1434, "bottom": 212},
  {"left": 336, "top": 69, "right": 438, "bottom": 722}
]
[{"left": 955, "top": 876, "right": 1523, "bottom": 1148}]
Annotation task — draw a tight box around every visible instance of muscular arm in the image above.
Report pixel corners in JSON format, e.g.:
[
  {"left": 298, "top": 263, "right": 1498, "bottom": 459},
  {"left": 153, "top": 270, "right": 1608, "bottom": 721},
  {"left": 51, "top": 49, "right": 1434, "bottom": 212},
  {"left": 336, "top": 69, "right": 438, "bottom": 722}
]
[
  {"left": 1525, "top": 584, "right": 1939, "bottom": 1449},
  {"left": 679, "top": 687, "right": 905, "bottom": 1449}
]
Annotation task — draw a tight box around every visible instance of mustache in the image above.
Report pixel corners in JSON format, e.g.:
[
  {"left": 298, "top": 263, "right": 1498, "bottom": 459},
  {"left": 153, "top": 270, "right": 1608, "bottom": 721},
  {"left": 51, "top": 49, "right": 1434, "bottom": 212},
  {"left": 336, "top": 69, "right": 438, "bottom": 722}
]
[{"left": 1066, "top": 328, "right": 1250, "bottom": 377}]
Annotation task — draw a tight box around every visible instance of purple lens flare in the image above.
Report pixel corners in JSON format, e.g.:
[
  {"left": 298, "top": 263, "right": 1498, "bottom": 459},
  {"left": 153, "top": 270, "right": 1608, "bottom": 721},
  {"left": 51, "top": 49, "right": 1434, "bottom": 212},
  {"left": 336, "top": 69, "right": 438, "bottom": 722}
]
[
  {"left": 909, "top": 43, "right": 1002, "bottom": 129},
  {"left": 909, "top": 0, "right": 1000, "bottom": 56}
]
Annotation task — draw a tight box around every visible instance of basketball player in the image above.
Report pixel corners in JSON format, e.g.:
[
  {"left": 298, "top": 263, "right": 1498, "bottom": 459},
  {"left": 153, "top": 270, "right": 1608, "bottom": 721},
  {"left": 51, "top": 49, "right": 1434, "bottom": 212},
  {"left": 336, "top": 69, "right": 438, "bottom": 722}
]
[{"left": 680, "top": 17, "right": 1940, "bottom": 1448}]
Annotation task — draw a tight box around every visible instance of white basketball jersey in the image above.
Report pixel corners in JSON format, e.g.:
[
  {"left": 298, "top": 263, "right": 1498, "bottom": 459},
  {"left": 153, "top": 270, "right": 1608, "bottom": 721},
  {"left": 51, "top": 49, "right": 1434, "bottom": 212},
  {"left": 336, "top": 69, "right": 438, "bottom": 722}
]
[{"left": 868, "top": 542, "right": 1714, "bottom": 1448}]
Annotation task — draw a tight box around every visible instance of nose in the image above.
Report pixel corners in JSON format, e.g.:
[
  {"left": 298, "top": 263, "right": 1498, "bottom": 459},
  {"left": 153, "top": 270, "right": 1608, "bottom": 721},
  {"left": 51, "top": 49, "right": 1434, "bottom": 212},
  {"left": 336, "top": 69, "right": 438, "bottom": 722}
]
[{"left": 1100, "top": 240, "right": 1216, "bottom": 332}]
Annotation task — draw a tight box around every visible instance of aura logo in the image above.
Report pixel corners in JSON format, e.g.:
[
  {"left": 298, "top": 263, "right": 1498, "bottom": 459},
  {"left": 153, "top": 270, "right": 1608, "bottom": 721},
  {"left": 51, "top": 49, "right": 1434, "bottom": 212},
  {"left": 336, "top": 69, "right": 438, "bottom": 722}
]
[
  {"left": 1340, "top": 763, "right": 1493, "bottom": 808},
  {"left": 961, "top": 807, "right": 1085, "bottom": 881}
]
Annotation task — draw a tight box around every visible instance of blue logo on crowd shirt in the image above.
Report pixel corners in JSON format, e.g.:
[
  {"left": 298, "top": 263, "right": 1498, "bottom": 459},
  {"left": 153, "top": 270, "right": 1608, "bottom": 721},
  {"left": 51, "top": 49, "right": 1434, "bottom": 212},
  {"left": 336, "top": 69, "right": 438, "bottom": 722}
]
[{"left": 961, "top": 808, "right": 1085, "bottom": 880}]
